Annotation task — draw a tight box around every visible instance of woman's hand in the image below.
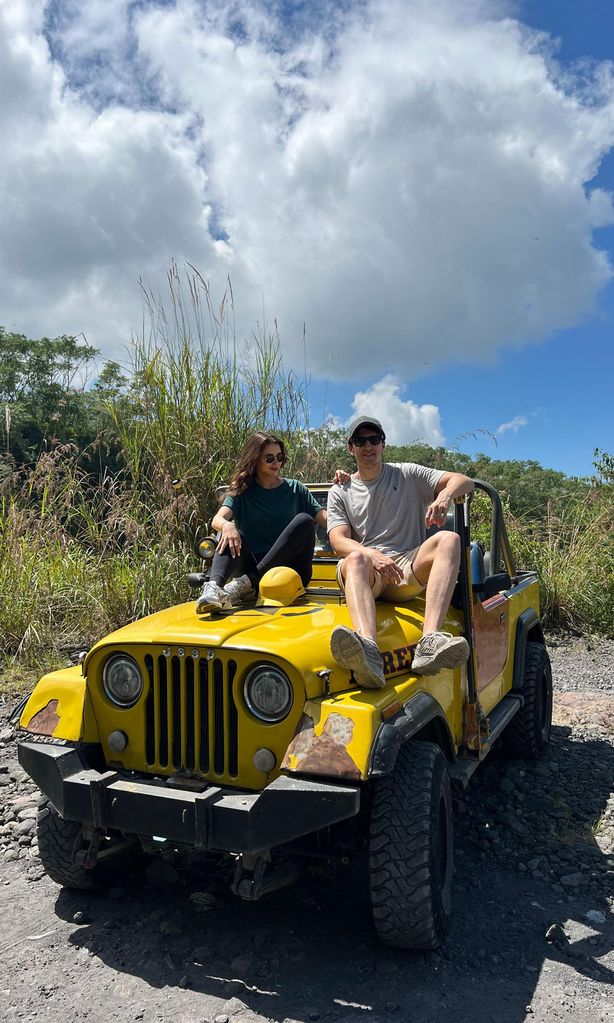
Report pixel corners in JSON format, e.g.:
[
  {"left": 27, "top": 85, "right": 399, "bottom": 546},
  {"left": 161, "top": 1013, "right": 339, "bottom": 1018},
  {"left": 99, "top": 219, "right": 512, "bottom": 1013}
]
[
  {"left": 217, "top": 520, "right": 242, "bottom": 557},
  {"left": 333, "top": 468, "right": 351, "bottom": 484}
]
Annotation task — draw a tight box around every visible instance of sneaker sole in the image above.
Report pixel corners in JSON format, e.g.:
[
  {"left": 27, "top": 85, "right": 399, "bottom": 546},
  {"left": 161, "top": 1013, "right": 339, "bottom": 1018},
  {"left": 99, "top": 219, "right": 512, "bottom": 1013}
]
[
  {"left": 195, "top": 596, "right": 231, "bottom": 613},
  {"left": 412, "top": 636, "right": 470, "bottom": 675},
  {"left": 331, "top": 627, "right": 386, "bottom": 690}
]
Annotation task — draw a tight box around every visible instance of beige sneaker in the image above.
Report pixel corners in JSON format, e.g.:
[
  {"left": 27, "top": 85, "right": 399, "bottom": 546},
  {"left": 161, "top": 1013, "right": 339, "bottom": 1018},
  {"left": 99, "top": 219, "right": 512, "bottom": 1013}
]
[
  {"left": 196, "top": 580, "right": 232, "bottom": 613},
  {"left": 330, "top": 626, "right": 386, "bottom": 689},
  {"left": 224, "top": 573, "right": 256, "bottom": 604},
  {"left": 412, "top": 631, "right": 469, "bottom": 675}
]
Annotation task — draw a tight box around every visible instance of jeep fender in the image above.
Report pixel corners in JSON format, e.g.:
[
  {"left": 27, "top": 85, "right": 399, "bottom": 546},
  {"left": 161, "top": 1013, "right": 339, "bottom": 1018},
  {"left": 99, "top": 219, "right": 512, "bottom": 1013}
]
[
  {"left": 19, "top": 666, "right": 100, "bottom": 743},
  {"left": 368, "top": 692, "right": 455, "bottom": 778},
  {"left": 512, "top": 609, "right": 545, "bottom": 692}
]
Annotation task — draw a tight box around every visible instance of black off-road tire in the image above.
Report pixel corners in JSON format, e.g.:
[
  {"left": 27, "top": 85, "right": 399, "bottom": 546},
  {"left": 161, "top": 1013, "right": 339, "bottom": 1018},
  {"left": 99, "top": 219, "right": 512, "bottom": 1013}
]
[
  {"left": 500, "top": 641, "right": 552, "bottom": 759},
  {"left": 369, "top": 740, "right": 453, "bottom": 950},
  {"left": 37, "top": 799, "right": 98, "bottom": 890}
]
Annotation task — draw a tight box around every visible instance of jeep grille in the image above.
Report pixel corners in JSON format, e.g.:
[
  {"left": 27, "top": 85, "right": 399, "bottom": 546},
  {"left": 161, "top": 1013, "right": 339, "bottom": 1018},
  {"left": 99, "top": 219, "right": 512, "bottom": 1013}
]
[{"left": 144, "top": 652, "right": 239, "bottom": 777}]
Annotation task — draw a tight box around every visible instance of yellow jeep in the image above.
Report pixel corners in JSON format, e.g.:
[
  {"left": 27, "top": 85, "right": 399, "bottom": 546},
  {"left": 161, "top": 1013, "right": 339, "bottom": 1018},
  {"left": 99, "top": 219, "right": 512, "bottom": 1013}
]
[{"left": 17, "top": 480, "right": 552, "bottom": 950}]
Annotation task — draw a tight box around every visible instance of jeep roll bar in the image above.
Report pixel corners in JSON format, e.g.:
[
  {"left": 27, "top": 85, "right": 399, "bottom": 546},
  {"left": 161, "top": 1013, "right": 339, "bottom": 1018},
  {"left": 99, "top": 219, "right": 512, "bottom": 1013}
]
[{"left": 472, "top": 478, "right": 516, "bottom": 578}]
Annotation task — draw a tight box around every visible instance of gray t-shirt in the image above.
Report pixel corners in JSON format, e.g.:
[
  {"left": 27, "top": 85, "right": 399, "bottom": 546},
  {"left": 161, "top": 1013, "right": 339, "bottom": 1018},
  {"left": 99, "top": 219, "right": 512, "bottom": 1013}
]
[{"left": 327, "top": 462, "right": 445, "bottom": 557}]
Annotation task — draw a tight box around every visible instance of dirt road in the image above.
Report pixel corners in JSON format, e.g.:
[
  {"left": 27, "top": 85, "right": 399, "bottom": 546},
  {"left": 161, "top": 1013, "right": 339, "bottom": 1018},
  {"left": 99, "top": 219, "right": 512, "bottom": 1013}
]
[{"left": 1, "top": 638, "right": 612, "bottom": 1023}]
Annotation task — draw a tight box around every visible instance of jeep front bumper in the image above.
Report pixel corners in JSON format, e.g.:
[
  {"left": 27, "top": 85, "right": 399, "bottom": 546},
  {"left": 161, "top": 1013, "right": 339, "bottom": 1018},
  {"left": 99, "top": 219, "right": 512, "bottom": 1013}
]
[{"left": 18, "top": 742, "right": 361, "bottom": 854}]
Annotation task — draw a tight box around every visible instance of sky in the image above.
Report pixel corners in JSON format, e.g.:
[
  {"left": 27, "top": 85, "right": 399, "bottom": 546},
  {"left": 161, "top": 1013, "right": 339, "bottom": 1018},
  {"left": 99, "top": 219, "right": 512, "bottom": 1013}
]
[{"left": 1, "top": 0, "right": 614, "bottom": 477}]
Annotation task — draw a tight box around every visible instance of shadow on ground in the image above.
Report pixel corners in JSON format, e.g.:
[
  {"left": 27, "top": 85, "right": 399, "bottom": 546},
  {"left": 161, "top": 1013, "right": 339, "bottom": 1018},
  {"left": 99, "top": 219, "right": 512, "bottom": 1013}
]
[{"left": 54, "top": 726, "right": 613, "bottom": 1023}]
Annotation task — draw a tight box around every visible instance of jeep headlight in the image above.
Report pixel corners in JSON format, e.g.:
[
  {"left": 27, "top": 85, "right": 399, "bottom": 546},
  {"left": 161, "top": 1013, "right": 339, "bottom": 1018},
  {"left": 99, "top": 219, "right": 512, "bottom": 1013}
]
[
  {"left": 244, "top": 665, "right": 293, "bottom": 723},
  {"left": 103, "top": 655, "right": 143, "bottom": 707}
]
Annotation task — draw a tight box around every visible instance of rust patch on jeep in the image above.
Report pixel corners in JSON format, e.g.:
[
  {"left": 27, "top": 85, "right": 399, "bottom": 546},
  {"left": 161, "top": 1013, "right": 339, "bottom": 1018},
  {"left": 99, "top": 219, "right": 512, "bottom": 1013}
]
[
  {"left": 282, "top": 712, "right": 361, "bottom": 780},
  {"left": 25, "top": 699, "right": 60, "bottom": 735}
]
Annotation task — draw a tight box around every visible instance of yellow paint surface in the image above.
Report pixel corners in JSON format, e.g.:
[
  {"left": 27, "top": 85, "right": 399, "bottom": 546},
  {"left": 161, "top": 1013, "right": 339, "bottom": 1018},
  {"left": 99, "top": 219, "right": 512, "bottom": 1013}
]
[{"left": 20, "top": 666, "right": 99, "bottom": 742}]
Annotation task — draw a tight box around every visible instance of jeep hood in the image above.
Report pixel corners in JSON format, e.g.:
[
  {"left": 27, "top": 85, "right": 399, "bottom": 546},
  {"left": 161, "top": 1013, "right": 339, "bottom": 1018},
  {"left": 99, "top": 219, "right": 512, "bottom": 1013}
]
[{"left": 84, "top": 597, "right": 461, "bottom": 682}]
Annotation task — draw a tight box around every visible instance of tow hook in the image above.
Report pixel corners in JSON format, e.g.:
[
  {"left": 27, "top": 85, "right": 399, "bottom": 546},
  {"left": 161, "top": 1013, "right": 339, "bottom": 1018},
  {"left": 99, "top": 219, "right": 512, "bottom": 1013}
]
[{"left": 231, "top": 852, "right": 305, "bottom": 900}]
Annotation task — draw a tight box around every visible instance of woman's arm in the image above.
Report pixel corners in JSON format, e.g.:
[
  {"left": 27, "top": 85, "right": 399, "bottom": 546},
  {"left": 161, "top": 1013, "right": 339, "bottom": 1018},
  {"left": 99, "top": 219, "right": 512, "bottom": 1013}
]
[{"left": 212, "top": 505, "right": 242, "bottom": 555}]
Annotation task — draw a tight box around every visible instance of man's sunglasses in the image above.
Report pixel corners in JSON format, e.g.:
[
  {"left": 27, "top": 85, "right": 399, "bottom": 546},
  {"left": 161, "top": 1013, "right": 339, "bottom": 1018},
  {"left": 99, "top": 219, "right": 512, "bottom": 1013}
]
[
  {"left": 351, "top": 434, "right": 383, "bottom": 448},
  {"left": 263, "top": 453, "right": 285, "bottom": 463}
]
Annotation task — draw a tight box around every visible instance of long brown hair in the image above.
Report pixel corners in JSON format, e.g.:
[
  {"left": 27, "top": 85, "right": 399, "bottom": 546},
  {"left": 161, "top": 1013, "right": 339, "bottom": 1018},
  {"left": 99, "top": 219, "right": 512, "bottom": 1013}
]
[{"left": 228, "top": 432, "right": 286, "bottom": 495}]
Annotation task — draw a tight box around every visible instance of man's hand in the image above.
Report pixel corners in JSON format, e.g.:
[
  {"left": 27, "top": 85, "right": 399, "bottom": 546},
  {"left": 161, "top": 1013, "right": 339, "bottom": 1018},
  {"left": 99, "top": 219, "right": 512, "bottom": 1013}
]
[
  {"left": 332, "top": 468, "right": 352, "bottom": 484},
  {"left": 425, "top": 494, "right": 452, "bottom": 529},
  {"left": 427, "top": 473, "right": 474, "bottom": 528},
  {"left": 216, "top": 520, "right": 241, "bottom": 556},
  {"left": 367, "top": 548, "right": 404, "bottom": 584}
]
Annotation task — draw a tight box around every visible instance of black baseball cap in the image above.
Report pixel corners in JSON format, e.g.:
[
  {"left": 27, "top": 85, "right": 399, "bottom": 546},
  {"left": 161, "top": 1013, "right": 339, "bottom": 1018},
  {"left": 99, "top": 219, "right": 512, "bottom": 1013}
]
[{"left": 347, "top": 416, "right": 386, "bottom": 442}]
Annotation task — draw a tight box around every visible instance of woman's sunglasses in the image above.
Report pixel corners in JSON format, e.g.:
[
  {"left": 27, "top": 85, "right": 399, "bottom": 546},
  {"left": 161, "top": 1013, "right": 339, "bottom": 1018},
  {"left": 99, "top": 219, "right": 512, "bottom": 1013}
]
[
  {"left": 352, "top": 434, "right": 383, "bottom": 448},
  {"left": 263, "top": 453, "right": 285, "bottom": 463}
]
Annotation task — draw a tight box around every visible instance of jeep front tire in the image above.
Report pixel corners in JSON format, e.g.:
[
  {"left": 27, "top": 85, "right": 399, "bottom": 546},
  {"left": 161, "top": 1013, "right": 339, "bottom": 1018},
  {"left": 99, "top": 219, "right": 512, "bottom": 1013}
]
[
  {"left": 37, "top": 799, "right": 99, "bottom": 890},
  {"left": 369, "top": 740, "right": 453, "bottom": 949}
]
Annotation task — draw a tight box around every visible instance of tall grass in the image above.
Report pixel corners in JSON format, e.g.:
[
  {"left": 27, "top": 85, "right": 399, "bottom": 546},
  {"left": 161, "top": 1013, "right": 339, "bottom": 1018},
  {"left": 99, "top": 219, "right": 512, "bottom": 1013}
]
[
  {"left": 507, "top": 493, "right": 614, "bottom": 635},
  {"left": 0, "top": 448, "right": 190, "bottom": 686},
  {"left": 111, "top": 263, "right": 313, "bottom": 527}
]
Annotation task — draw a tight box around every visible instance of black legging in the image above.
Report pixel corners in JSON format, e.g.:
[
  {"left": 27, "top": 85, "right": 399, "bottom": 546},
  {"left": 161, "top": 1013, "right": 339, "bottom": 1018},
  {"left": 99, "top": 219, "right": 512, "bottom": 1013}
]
[{"left": 210, "top": 513, "right": 316, "bottom": 589}]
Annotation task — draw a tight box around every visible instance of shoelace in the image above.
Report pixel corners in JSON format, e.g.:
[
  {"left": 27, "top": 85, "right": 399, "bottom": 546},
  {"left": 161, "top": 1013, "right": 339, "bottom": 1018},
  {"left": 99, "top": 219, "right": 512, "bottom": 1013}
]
[{"left": 418, "top": 631, "right": 452, "bottom": 654}]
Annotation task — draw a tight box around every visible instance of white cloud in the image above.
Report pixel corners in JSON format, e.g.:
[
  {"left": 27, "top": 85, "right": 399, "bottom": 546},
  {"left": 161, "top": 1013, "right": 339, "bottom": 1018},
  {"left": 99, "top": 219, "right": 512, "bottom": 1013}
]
[
  {"left": 350, "top": 376, "right": 444, "bottom": 446},
  {"left": 1, "top": 0, "right": 614, "bottom": 380},
  {"left": 497, "top": 414, "right": 529, "bottom": 435}
]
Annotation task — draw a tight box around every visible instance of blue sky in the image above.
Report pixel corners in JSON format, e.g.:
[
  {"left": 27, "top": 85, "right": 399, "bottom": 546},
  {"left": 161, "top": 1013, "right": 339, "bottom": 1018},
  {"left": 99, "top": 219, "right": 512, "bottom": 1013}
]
[{"left": 1, "top": 0, "right": 614, "bottom": 477}]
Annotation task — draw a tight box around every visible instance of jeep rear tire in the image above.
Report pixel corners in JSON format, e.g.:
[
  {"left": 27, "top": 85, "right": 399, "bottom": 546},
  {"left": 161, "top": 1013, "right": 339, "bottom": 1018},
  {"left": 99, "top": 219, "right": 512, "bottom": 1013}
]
[
  {"left": 37, "top": 800, "right": 99, "bottom": 890},
  {"left": 369, "top": 740, "right": 453, "bottom": 950},
  {"left": 500, "top": 641, "right": 552, "bottom": 758}
]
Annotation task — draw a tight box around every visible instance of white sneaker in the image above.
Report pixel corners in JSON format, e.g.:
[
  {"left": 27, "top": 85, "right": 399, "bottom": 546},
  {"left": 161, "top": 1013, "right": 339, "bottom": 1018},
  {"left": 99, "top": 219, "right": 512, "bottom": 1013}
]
[
  {"left": 412, "top": 631, "right": 469, "bottom": 675},
  {"left": 224, "top": 574, "right": 256, "bottom": 604},
  {"left": 196, "top": 580, "right": 232, "bottom": 613},
  {"left": 330, "top": 626, "right": 386, "bottom": 689}
]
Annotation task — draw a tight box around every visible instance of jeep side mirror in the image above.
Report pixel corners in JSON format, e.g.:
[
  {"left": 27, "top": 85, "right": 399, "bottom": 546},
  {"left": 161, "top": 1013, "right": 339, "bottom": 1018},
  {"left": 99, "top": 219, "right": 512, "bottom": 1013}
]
[{"left": 187, "top": 572, "right": 208, "bottom": 589}]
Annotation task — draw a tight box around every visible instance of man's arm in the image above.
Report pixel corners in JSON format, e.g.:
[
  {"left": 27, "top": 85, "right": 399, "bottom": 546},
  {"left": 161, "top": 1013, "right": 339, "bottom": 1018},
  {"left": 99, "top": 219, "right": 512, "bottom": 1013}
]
[
  {"left": 426, "top": 472, "right": 475, "bottom": 528},
  {"left": 328, "top": 523, "right": 363, "bottom": 558}
]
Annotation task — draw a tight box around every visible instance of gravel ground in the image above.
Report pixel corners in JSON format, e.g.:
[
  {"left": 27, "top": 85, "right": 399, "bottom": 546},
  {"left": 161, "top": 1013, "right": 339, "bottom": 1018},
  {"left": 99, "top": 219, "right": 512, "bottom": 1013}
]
[
  {"left": 548, "top": 634, "right": 614, "bottom": 695},
  {"left": 0, "top": 636, "right": 612, "bottom": 1023}
]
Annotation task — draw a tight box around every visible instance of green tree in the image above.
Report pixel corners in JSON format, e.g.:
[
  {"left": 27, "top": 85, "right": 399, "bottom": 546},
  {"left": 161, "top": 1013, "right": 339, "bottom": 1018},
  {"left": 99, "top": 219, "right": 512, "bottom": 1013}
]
[
  {"left": 0, "top": 328, "right": 100, "bottom": 464},
  {"left": 594, "top": 448, "right": 614, "bottom": 484}
]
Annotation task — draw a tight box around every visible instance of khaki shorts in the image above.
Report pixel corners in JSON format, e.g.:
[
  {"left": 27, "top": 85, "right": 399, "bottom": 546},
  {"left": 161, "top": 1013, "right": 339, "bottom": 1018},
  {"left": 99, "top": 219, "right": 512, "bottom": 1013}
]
[{"left": 336, "top": 546, "right": 425, "bottom": 601}]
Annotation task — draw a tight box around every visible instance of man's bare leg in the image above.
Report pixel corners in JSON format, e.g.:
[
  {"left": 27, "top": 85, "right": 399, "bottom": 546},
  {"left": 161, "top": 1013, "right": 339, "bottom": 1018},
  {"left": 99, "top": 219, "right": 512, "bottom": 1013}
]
[
  {"left": 330, "top": 551, "right": 384, "bottom": 688},
  {"left": 412, "top": 531, "right": 461, "bottom": 634},
  {"left": 411, "top": 531, "right": 468, "bottom": 675},
  {"left": 341, "top": 550, "right": 378, "bottom": 641}
]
